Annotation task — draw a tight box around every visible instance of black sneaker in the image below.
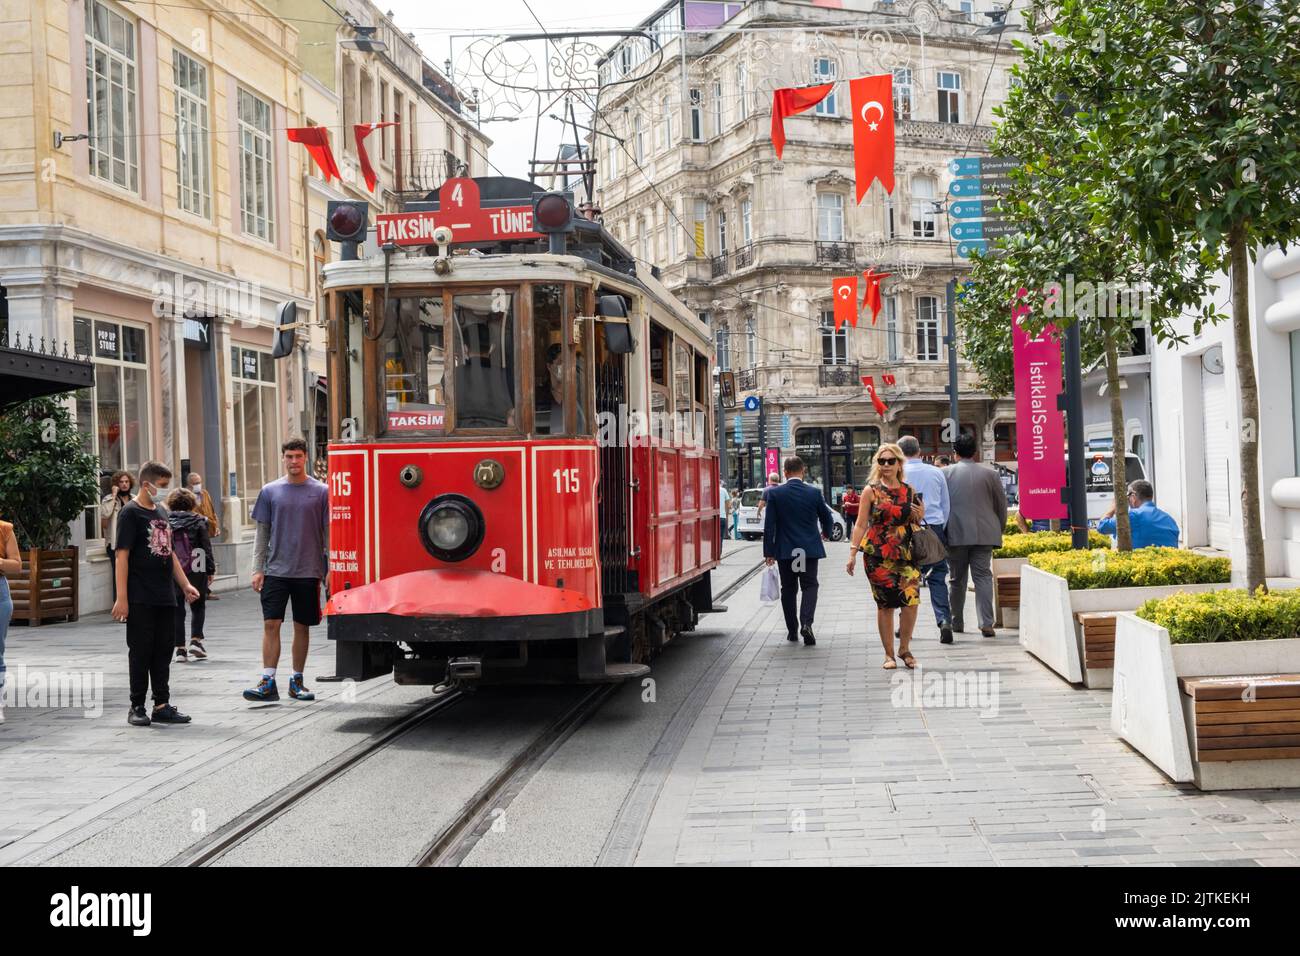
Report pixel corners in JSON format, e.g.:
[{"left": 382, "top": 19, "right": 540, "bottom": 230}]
[
  {"left": 786, "top": 631, "right": 799, "bottom": 642},
  {"left": 151, "top": 704, "right": 192, "bottom": 724},
  {"left": 175, "top": 647, "right": 188, "bottom": 664},
  {"left": 128, "top": 706, "right": 151, "bottom": 727},
  {"left": 940, "top": 625, "right": 954, "bottom": 645},
  {"left": 800, "top": 625, "right": 816, "bottom": 646}
]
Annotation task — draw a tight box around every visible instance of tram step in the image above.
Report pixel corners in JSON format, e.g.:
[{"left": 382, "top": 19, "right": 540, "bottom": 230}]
[
  {"left": 602, "top": 625, "right": 626, "bottom": 639},
  {"left": 601, "top": 662, "right": 651, "bottom": 681},
  {"left": 706, "top": 604, "right": 728, "bottom": 614}
]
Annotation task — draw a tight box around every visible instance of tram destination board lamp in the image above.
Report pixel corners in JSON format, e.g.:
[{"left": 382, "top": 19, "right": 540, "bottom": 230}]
[{"left": 327, "top": 200, "right": 369, "bottom": 261}]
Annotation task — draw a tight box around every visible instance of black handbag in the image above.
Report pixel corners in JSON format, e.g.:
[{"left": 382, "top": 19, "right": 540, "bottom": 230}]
[{"left": 911, "top": 524, "right": 947, "bottom": 566}]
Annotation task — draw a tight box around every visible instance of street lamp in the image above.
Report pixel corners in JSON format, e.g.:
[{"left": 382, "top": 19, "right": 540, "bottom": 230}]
[{"left": 339, "top": 25, "right": 387, "bottom": 53}]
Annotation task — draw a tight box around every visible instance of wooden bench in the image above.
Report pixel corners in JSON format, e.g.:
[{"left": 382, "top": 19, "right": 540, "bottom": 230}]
[
  {"left": 1074, "top": 612, "right": 1116, "bottom": 670},
  {"left": 1179, "top": 675, "right": 1300, "bottom": 762},
  {"left": 994, "top": 573, "right": 1020, "bottom": 626}
]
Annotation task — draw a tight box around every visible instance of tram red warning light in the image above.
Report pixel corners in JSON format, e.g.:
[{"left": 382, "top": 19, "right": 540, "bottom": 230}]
[
  {"left": 327, "top": 200, "right": 368, "bottom": 242},
  {"left": 533, "top": 193, "right": 573, "bottom": 232}
]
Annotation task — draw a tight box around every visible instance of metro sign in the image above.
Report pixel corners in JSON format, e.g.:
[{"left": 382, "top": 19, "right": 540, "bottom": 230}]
[{"left": 374, "top": 177, "right": 541, "bottom": 247}]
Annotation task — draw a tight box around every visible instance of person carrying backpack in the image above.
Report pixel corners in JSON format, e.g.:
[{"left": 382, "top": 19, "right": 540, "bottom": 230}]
[{"left": 166, "top": 488, "right": 215, "bottom": 662}]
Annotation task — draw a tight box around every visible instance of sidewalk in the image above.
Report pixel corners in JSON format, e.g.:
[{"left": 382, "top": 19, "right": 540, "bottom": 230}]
[{"left": 631, "top": 555, "right": 1300, "bottom": 866}]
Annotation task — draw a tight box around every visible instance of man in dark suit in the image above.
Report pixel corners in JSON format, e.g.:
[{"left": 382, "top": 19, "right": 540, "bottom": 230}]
[{"left": 763, "top": 456, "right": 835, "bottom": 646}]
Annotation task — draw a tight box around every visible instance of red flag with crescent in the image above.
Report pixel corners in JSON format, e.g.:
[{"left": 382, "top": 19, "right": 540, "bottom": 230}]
[
  {"left": 771, "top": 84, "right": 835, "bottom": 159},
  {"left": 832, "top": 276, "right": 859, "bottom": 331},
  {"left": 286, "top": 127, "right": 341, "bottom": 182},
  {"left": 354, "top": 122, "right": 398, "bottom": 192},
  {"left": 861, "top": 268, "right": 892, "bottom": 324},
  {"left": 882, "top": 373, "right": 896, "bottom": 386},
  {"left": 862, "top": 375, "right": 889, "bottom": 416},
  {"left": 850, "top": 74, "right": 895, "bottom": 201}
]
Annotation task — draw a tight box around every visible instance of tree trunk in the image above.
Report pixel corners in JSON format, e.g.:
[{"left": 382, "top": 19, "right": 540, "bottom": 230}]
[
  {"left": 1103, "top": 322, "right": 1131, "bottom": 550},
  {"left": 1229, "top": 223, "right": 1267, "bottom": 594}
]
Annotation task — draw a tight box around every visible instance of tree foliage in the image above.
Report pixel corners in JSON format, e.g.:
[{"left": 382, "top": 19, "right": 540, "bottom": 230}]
[{"left": 0, "top": 398, "right": 101, "bottom": 551}]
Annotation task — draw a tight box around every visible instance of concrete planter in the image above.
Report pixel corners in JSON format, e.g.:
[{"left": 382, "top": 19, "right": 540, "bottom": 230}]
[
  {"left": 1017, "top": 564, "right": 1227, "bottom": 687},
  {"left": 1111, "top": 615, "right": 1300, "bottom": 789}
]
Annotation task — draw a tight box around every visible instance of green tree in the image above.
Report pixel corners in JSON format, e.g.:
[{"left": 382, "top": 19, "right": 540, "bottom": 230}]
[
  {"left": 1025, "top": 0, "right": 1300, "bottom": 591},
  {"left": 0, "top": 397, "right": 101, "bottom": 551}
]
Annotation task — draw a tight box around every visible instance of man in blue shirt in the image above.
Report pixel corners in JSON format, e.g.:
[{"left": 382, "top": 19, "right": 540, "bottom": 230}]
[
  {"left": 1098, "top": 479, "right": 1180, "bottom": 548},
  {"left": 899, "top": 436, "right": 954, "bottom": 644}
]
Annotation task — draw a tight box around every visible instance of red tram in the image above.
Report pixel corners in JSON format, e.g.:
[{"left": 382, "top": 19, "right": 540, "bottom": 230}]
[{"left": 316, "top": 176, "right": 722, "bottom": 686}]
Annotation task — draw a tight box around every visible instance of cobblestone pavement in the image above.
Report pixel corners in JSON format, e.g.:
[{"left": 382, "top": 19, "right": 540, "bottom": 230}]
[{"left": 629, "top": 557, "right": 1300, "bottom": 867}]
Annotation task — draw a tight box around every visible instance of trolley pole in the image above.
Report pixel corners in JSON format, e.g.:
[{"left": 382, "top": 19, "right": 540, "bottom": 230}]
[
  {"left": 945, "top": 278, "right": 959, "bottom": 435},
  {"left": 1061, "top": 320, "right": 1089, "bottom": 549}
]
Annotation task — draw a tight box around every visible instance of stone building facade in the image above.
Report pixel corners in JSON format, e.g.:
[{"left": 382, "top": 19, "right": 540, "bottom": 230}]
[{"left": 596, "top": 0, "right": 1019, "bottom": 502}]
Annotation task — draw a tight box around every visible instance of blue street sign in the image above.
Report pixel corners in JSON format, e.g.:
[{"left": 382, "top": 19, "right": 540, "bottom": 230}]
[
  {"left": 951, "top": 221, "right": 984, "bottom": 240},
  {"left": 733, "top": 415, "right": 742, "bottom": 444},
  {"left": 949, "top": 199, "right": 986, "bottom": 219},
  {"left": 781, "top": 414, "right": 791, "bottom": 447},
  {"left": 949, "top": 178, "right": 986, "bottom": 197},
  {"left": 956, "top": 239, "right": 989, "bottom": 258},
  {"left": 743, "top": 395, "right": 761, "bottom": 412},
  {"left": 948, "top": 157, "right": 982, "bottom": 176}
]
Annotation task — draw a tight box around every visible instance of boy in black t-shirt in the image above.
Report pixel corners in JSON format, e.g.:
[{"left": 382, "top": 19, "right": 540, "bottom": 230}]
[{"left": 111, "top": 461, "right": 200, "bottom": 727}]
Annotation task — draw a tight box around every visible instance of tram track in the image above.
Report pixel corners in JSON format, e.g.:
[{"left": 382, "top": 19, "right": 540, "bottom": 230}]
[{"left": 169, "top": 551, "right": 767, "bottom": 868}]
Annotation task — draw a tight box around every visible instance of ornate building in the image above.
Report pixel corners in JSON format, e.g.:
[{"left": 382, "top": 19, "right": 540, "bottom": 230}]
[{"left": 596, "top": 0, "right": 1019, "bottom": 501}]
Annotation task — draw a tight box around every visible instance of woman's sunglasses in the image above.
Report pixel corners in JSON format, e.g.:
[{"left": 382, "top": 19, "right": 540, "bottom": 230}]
[{"left": 877, "top": 457, "right": 899, "bottom": 466}]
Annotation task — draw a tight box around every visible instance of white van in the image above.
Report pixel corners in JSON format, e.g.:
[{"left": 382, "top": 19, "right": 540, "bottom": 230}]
[
  {"left": 735, "top": 486, "right": 846, "bottom": 541},
  {"left": 1081, "top": 452, "right": 1147, "bottom": 524}
]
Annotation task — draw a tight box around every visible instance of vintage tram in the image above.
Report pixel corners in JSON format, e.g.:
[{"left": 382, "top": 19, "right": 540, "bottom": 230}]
[{"left": 316, "top": 176, "right": 722, "bottom": 686}]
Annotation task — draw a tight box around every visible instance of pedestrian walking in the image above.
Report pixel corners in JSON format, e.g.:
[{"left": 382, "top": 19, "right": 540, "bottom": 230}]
[
  {"left": 242, "top": 438, "right": 329, "bottom": 703},
  {"left": 0, "top": 515, "right": 20, "bottom": 724},
  {"left": 899, "top": 435, "right": 954, "bottom": 644},
  {"left": 730, "top": 488, "right": 741, "bottom": 539},
  {"left": 943, "top": 433, "right": 1008, "bottom": 638},
  {"left": 846, "top": 443, "right": 925, "bottom": 669},
  {"left": 757, "top": 471, "right": 781, "bottom": 517},
  {"left": 111, "top": 461, "right": 199, "bottom": 727},
  {"left": 842, "top": 485, "right": 860, "bottom": 525},
  {"left": 186, "top": 472, "right": 220, "bottom": 539},
  {"left": 100, "top": 471, "right": 133, "bottom": 598},
  {"left": 166, "top": 488, "right": 215, "bottom": 663},
  {"left": 719, "top": 481, "right": 730, "bottom": 540},
  {"left": 762, "top": 456, "right": 834, "bottom": 646}
]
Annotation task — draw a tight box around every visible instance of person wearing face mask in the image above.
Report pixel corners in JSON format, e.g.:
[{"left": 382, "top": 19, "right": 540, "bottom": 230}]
[
  {"left": 186, "top": 472, "right": 222, "bottom": 600},
  {"left": 111, "top": 461, "right": 200, "bottom": 727}
]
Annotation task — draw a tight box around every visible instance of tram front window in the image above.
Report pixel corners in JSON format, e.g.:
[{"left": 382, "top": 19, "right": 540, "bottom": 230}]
[
  {"left": 533, "top": 284, "right": 587, "bottom": 435},
  {"left": 453, "top": 291, "right": 516, "bottom": 429},
  {"left": 381, "top": 295, "right": 445, "bottom": 435}
]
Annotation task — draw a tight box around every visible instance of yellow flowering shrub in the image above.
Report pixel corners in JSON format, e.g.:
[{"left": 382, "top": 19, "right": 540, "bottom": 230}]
[
  {"left": 1028, "top": 547, "right": 1231, "bottom": 590},
  {"left": 994, "top": 530, "right": 1111, "bottom": 559},
  {"left": 1136, "top": 588, "right": 1300, "bottom": 644}
]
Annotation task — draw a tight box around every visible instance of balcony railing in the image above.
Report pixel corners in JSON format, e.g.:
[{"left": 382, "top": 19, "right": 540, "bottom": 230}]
[
  {"left": 737, "top": 367, "right": 756, "bottom": 390},
  {"left": 733, "top": 244, "right": 754, "bottom": 270},
  {"left": 894, "top": 119, "right": 995, "bottom": 147},
  {"left": 815, "top": 241, "right": 855, "bottom": 266},
  {"left": 819, "top": 362, "right": 861, "bottom": 387},
  {"left": 711, "top": 254, "right": 728, "bottom": 278},
  {"left": 397, "top": 149, "right": 463, "bottom": 198}
]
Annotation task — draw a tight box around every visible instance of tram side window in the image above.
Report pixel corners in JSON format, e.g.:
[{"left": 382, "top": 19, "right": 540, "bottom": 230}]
[
  {"left": 381, "top": 296, "right": 445, "bottom": 436},
  {"left": 674, "top": 338, "right": 693, "bottom": 444},
  {"left": 649, "top": 322, "right": 671, "bottom": 440},
  {"left": 453, "top": 291, "right": 516, "bottom": 430},
  {"left": 532, "top": 284, "right": 586, "bottom": 435},
  {"left": 694, "top": 352, "right": 709, "bottom": 448}
]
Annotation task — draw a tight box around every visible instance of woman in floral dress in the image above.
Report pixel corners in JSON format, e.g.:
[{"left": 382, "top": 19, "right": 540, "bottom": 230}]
[{"left": 846, "top": 443, "right": 925, "bottom": 669}]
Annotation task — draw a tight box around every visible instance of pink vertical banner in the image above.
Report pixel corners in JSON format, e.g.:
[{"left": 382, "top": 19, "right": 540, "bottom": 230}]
[
  {"left": 1012, "top": 289, "right": 1069, "bottom": 520},
  {"left": 765, "top": 447, "right": 781, "bottom": 480}
]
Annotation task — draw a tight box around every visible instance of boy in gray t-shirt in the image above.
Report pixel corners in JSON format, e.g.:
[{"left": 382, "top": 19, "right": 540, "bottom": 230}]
[{"left": 243, "top": 439, "right": 329, "bottom": 703}]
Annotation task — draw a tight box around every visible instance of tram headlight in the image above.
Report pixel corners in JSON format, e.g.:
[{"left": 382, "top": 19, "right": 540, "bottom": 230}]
[{"left": 418, "top": 494, "right": 485, "bottom": 562}]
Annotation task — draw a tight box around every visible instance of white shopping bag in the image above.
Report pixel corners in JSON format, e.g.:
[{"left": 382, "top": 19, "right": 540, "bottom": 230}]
[{"left": 759, "top": 563, "right": 780, "bottom": 603}]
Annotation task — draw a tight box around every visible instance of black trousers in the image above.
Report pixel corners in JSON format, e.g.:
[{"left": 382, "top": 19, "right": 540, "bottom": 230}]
[
  {"left": 174, "top": 574, "right": 208, "bottom": 647},
  {"left": 777, "top": 557, "right": 819, "bottom": 635},
  {"left": 127, "top": 604, "right": 175, "bottom": 708}
]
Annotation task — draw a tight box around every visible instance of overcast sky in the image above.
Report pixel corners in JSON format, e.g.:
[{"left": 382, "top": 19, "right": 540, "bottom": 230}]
[{"left": 382, "top": 0, "right": 668, "bottom": 180}]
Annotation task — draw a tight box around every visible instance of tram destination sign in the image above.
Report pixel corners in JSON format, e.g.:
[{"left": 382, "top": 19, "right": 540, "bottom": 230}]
[{"left": 375, "top": 177, "right": 541, "bottom": 246}]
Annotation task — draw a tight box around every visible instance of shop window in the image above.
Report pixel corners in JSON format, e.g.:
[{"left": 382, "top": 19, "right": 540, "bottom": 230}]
[
  {"left": 994, "top": 422, "right": 1016, "bottom": 461},
  {"left": 231, "top": 344, "right": 279, "bottom": 527}
]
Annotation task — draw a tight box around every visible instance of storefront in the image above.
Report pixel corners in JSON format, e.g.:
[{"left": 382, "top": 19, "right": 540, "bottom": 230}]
[{"left": 795, "top": 425, "right": 881, "bottom": 505}]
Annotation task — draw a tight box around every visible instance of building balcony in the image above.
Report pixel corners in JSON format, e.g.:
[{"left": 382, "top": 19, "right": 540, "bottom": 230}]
[
  {"left": 711, "top": 254, "right": 728, "bottom": 278},
  {"left": 814, "top": 241, "right": 855, "bottom": 266},
  {"left": 733, "top": 243, "right": 754, "bottom": 270},
  {"left": 397, "top": 149, "right": 462, "bottom": 199},
  {"left": 894, "top": 119, "right": 996, "bottom": 148},
  {"left": 819, "top": 363, "right": 861, "bottom": 388},
  {"left": 737, "top": 367, "right": 756, "bottom": 390}
]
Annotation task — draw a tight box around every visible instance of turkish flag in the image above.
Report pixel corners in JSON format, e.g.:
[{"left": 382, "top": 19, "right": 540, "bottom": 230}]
[
  {"left": 287, "top": 127, "right": 341, "bottom": 182},
  {"left": 832, "top": 276, "right": 859, "bottom": 331},
  {"left": 354, "top": 122, "right": 398, "bottom": 192},
  {"left": 771, "top": 84, "right": 834, "bottom": 159},
  {"left": 861, "top": 268, "right": 891, "bottom": 324},
  {"left": 850, "top": 74, "right": 895, "bottom": 200},
  {"left": 882, "top": 373, "right": 896, "bottom": 386},
  {"left": 862, "top": 375, "right": 889, "bottom": 417}
]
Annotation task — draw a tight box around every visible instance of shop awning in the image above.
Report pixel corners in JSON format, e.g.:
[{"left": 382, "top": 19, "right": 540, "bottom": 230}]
[{"left": 0, "top": 333, "right": 95, "bottom": 412}]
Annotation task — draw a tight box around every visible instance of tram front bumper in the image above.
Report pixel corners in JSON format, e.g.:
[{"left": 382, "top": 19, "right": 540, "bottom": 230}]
[{"left": 325, "top": 569, "right": 600, "bottom": 644}]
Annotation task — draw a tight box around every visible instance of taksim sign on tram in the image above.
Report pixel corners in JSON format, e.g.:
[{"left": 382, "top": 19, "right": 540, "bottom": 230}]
[{"left": 374, "top": 177, "right": 541, "bottom": 246}]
